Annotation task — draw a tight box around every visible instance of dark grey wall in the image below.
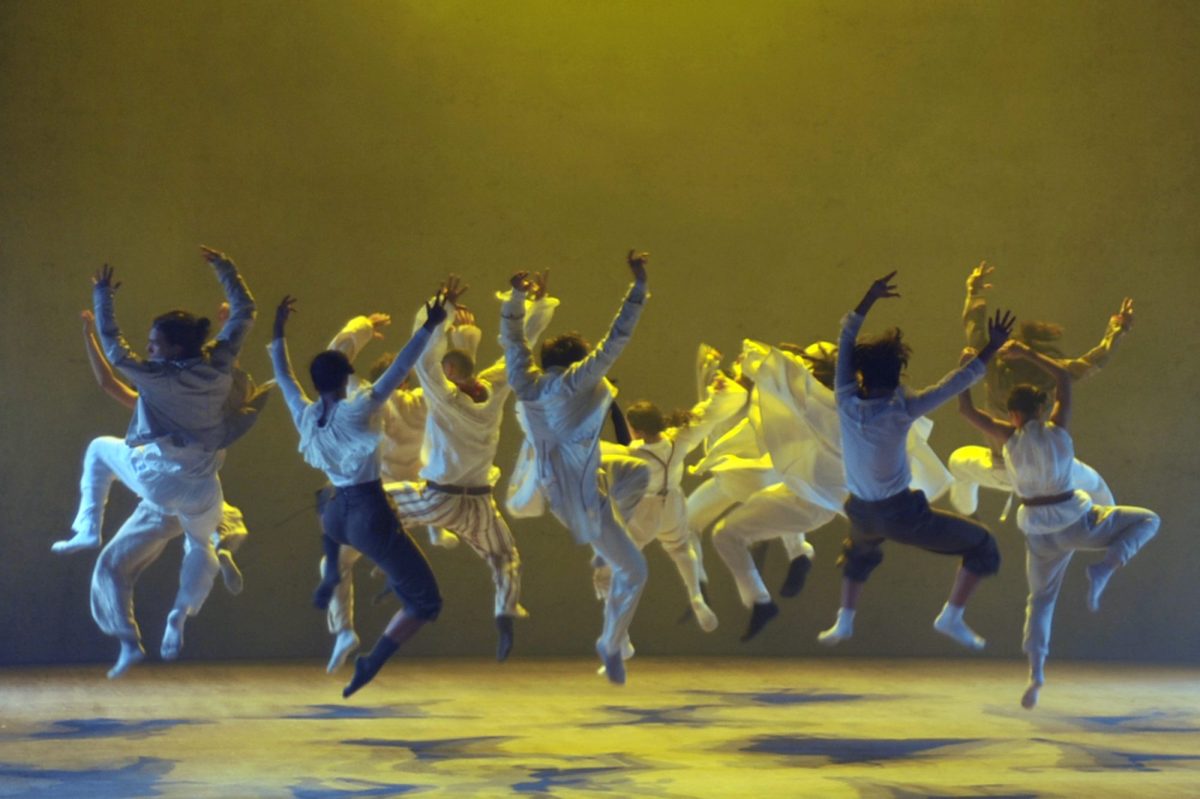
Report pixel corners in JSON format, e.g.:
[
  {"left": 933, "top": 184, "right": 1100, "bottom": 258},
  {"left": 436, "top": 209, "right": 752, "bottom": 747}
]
[{"left": 2, "top": 1, "right": 1197, "bottom": 666}]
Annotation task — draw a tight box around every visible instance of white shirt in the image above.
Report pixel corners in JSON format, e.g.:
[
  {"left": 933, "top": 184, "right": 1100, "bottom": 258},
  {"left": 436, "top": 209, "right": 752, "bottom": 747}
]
[
  {"left": 95, "top": 258, "right": 256, "bottom": 452},
  {"left": 835, "top": 311, "right": 985, "bottom": 501},
  {"left": 327, "top": 315, "right": 428, "bottom": 482},
  {"left": 269, "top": 327, "right": 432, "bottom": 488}
]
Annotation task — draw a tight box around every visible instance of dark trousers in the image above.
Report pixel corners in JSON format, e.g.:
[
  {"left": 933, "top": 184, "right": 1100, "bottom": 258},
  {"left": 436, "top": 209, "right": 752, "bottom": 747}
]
[
  {"left": 839, "top": 489, "right": 1000, "bottom": 582},
  {"left": 322, "top": 480, "right": 442, "bottom": 621}
]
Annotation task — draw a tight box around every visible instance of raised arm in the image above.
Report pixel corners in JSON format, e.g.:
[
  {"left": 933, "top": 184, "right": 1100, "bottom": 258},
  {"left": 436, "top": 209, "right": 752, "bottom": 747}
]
[
  {"left": 1001, "top": 340, "right": 1072, "bottom": 428},
  {"left": 448, "top": 305, "right": 483, "bottom": 359},
  {"left": 557, "top": 251, "right": 649, "bottom": 394},
  {"left": 835, "top": 271, "right": 900, "bottom": 398},
  {"left": 481, "top": 272, "right": 560, "bottom": 387},
  {"left": 963, "top": 260, "right": 993, "bottom": 352},
  {"left": 372, "top": 291, "right": 447, "bottom": 401},
  {"left": 200, "top": 246, "right": 257, "bottom": 369},
  {"left": 267, "top": 295, "right": 311, "bottom": 426},
  {"left": 411, "top": 277, "right": 464, "bottom": 402},
  {"left": 328, "top": 313, "right": 390, "bottom": 362},
  {"left": 907, "top": 308, "right": 1015, "bottom": 417},
  {"left": 1061, "top": 297, "right": 1134, "bottom": 380},
  {"left": 671, "top": 375, "right": 742, "bottom": 455},
  {"left": 81, "top": 309, "right": 138, "bottom": 410},
  {"left": 499, "top": 273, "right": 541, "bottom": 400},
  {"left": 956, "top": 348, "right": 1014, "bottom": 447}
]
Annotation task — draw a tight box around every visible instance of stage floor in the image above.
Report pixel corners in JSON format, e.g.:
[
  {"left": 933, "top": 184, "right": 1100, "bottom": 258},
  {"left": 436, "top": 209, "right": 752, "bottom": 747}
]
[{"left": 1, "top": 657, "right": 1197, "bottom": 797}]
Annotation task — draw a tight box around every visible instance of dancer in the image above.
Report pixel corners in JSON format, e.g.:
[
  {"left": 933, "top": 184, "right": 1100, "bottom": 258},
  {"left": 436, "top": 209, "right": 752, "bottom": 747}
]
[
  {"left": 598, "top": 378, "right": 742, "bottom": 636},
  {"left": 957, "top": 340, "right": 1158, "bottom": 708},
  {"left": 316, "top": 310, "right": 433, "bottom": 673},
  {"left": 685, "top": 342, "right": 818, "bottom": 639},
  {"left": 818, "top": 271, "right": 1011, "bottom": 650},
  {"left": 385, "top": 274, "right": 558, "bottom": 662},
  {"left": 270, "top": 291, "right": 446, "bottom": 698},
  {"left": 500, "top": 251, "right": 650, "bottom": 684},
  {"left": 63, "top": 247, "right": 256, "bottom": 677},
  {"left": 61, "top": 307, "right": 261, "bottom": 595},
  {"left": 948, "top": 261, "right": 1132, "bottom": 516}
]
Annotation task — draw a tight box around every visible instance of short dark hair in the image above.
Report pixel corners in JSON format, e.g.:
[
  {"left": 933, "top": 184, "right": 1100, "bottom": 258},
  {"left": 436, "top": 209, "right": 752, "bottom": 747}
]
[
  {"left": 626, "top": 401, "right": 666, "bottom": 436},
  {"left": 541, "top": 332, "right": 590, "bottom": 370},
  {"left": 853, "top": 328, "right": 909, "bottom": 394},
  {"left": 152, "top": 310, "right": 210, "bottom": 359},
  {"left": 309, "top": 350, "right": 355, "bottom": 394},
  {"left": 1006, "top": 383, "right": 1048, "bottom": 418},
  {"left": 442, "top": 348, "right": 475, "bottom": 378},
  {"left": 626, "top": 400, "right": 694, "bottom": 437}
]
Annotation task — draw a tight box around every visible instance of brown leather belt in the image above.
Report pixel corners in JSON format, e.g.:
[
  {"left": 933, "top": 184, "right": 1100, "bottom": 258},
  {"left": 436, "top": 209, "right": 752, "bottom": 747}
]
[
  {"left": 426, "top": 480, "right": 492, "bottom": 496},
  {"left": 1019, "top": 490, "right": 1076, "bottom": 507}
]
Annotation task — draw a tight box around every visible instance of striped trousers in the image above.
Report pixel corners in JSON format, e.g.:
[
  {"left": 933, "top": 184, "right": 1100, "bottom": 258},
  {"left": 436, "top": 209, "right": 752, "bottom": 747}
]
[{"left": 387, "top": 481, "right": 522, "bottom": 618}]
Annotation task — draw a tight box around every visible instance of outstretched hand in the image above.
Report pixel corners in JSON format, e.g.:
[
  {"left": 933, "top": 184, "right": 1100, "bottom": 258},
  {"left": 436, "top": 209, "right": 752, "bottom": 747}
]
[
  {"left": 531, "top": 268, "right": 550, "bottom": 299},
  {"left": 93, "top": 263, "right": 120, "bottom": 291},
  {"left": 966, "top": 260, "right": 994, "bottom": 296},
  {"left": 422, "top": 289, "right": 449, "bottom": 330},
  {"left": 627, "top": 250, "right": 649, "bottom": 283},
  {"left": 1110, "top": 297, "right": 1135, "bottom": 332},
  {"left": 855, "top": 270, "right": 898, "bottom": 315},
  {"left": 441, "top": 274, "right": 470, "bottom": 306},
  {"left": 509, "top": 271, "right": 535, "bottom": 293},
  {"left": 274, "top": 295, "right": 297, "bottom": 338},
  {"left": 367, "top": 312, "right": 391, "bottom": 339},
  {"left": 866, "top": 271, "right": 900, "bottom": 302},
  {"left": 199, "top": 245, "right": 234, "bottom": 269},
  {"left": 984, "top": 308, "right": 1016, "bottom": 352},
  {"left": 453, "top": 305, "right": 476, "bottom": 327}
]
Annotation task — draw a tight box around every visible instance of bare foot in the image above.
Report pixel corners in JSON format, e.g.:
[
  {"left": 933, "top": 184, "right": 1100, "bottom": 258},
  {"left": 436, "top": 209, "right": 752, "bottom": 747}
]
[{"left": 107, "top": 640, "right": 145, "bottom": 679}]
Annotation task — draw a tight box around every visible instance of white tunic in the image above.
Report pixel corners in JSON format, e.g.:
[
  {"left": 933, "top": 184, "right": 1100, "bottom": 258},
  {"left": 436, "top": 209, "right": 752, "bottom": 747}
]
[
  {"left": 1004, "top": 421, "right": 1093, "bottom": 535},
  {"left": 501, "top": 283, "right": 646, "bottom": 544},
  {"left": 268, "top": 327, "right": 432, "bottom": 487}
]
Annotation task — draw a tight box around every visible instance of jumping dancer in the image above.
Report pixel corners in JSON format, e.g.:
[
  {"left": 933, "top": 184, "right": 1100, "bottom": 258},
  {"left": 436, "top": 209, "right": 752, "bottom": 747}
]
[
  {"left": 948, "top": 261, "right": 1131, "bottom": 516},
  {"left": 270, "top": 291, "right": 446, "bottom": 698},
  {"left": 385, "top": 275, "right": 558, "bottom": 661},
  {"left": 957, "top": 340, "right": 1158, "bottom": 708},
  {"left": 500, "top": 251, "right": 650, "bottom": 684},
  {"left": 818, "top": 271, "right": 1011, "bottom": 650},
  {"left": 62, "top": 247, "right": 256, "bottom": 677}
]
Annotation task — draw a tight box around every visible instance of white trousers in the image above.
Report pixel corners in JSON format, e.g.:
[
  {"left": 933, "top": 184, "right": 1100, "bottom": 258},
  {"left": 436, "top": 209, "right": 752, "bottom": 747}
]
[
  {"left": 80, "top": 437, "right": 226, "bottom": 643},
  {"left": 687, "top": 476, "right": 810, "bottom": 592},
  {"left": 1023, "top": 504, "right": 1159, "bottom": 661},
  {"left": 948, "top": 445, "right": 1115, "bottom": 516},
  {"left": 324, "top": 544, "right": 364, "bottom": 635},
  {"left": 583, "top": 497, "right": 648, "bottom": 657},
  {"left": 712, "top": 483, "right": 830, "bottom": 607},
  {"left": 625, "top": 489, "right": 705, "bottom": 601}
]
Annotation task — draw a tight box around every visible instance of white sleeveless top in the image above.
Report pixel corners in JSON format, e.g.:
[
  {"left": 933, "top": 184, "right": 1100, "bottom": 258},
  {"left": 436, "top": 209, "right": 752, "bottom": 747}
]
[{"left": 1003, "top": 421, "right": 1092, "bottom": 535}]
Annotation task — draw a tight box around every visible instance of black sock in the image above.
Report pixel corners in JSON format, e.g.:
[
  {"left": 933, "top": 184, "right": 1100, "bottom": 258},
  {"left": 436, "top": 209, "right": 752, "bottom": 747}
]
[{"left": 343, "top": 636, "right": 400, "bottom": 698}]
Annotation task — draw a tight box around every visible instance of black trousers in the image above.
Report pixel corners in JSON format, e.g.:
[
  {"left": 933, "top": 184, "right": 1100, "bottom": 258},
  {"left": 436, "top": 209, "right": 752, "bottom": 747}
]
[
  {"left": 839, "top": 489, "right": 1000, "bottom": 582},
  {"left": 322, "top": 480, "right": 442, "bottom": 621}
]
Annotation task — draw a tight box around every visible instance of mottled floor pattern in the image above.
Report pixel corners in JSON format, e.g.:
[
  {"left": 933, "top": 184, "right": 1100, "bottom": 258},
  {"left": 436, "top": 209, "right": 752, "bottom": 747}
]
[{"left": 1, "top": 658, "right": 1197, "bottom": 797}]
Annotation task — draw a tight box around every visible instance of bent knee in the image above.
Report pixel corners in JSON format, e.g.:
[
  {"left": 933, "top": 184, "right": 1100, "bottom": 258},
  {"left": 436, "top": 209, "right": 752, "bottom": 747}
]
[{"left": 963, "top": 534, "right": 1001, "bottom": 577}]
